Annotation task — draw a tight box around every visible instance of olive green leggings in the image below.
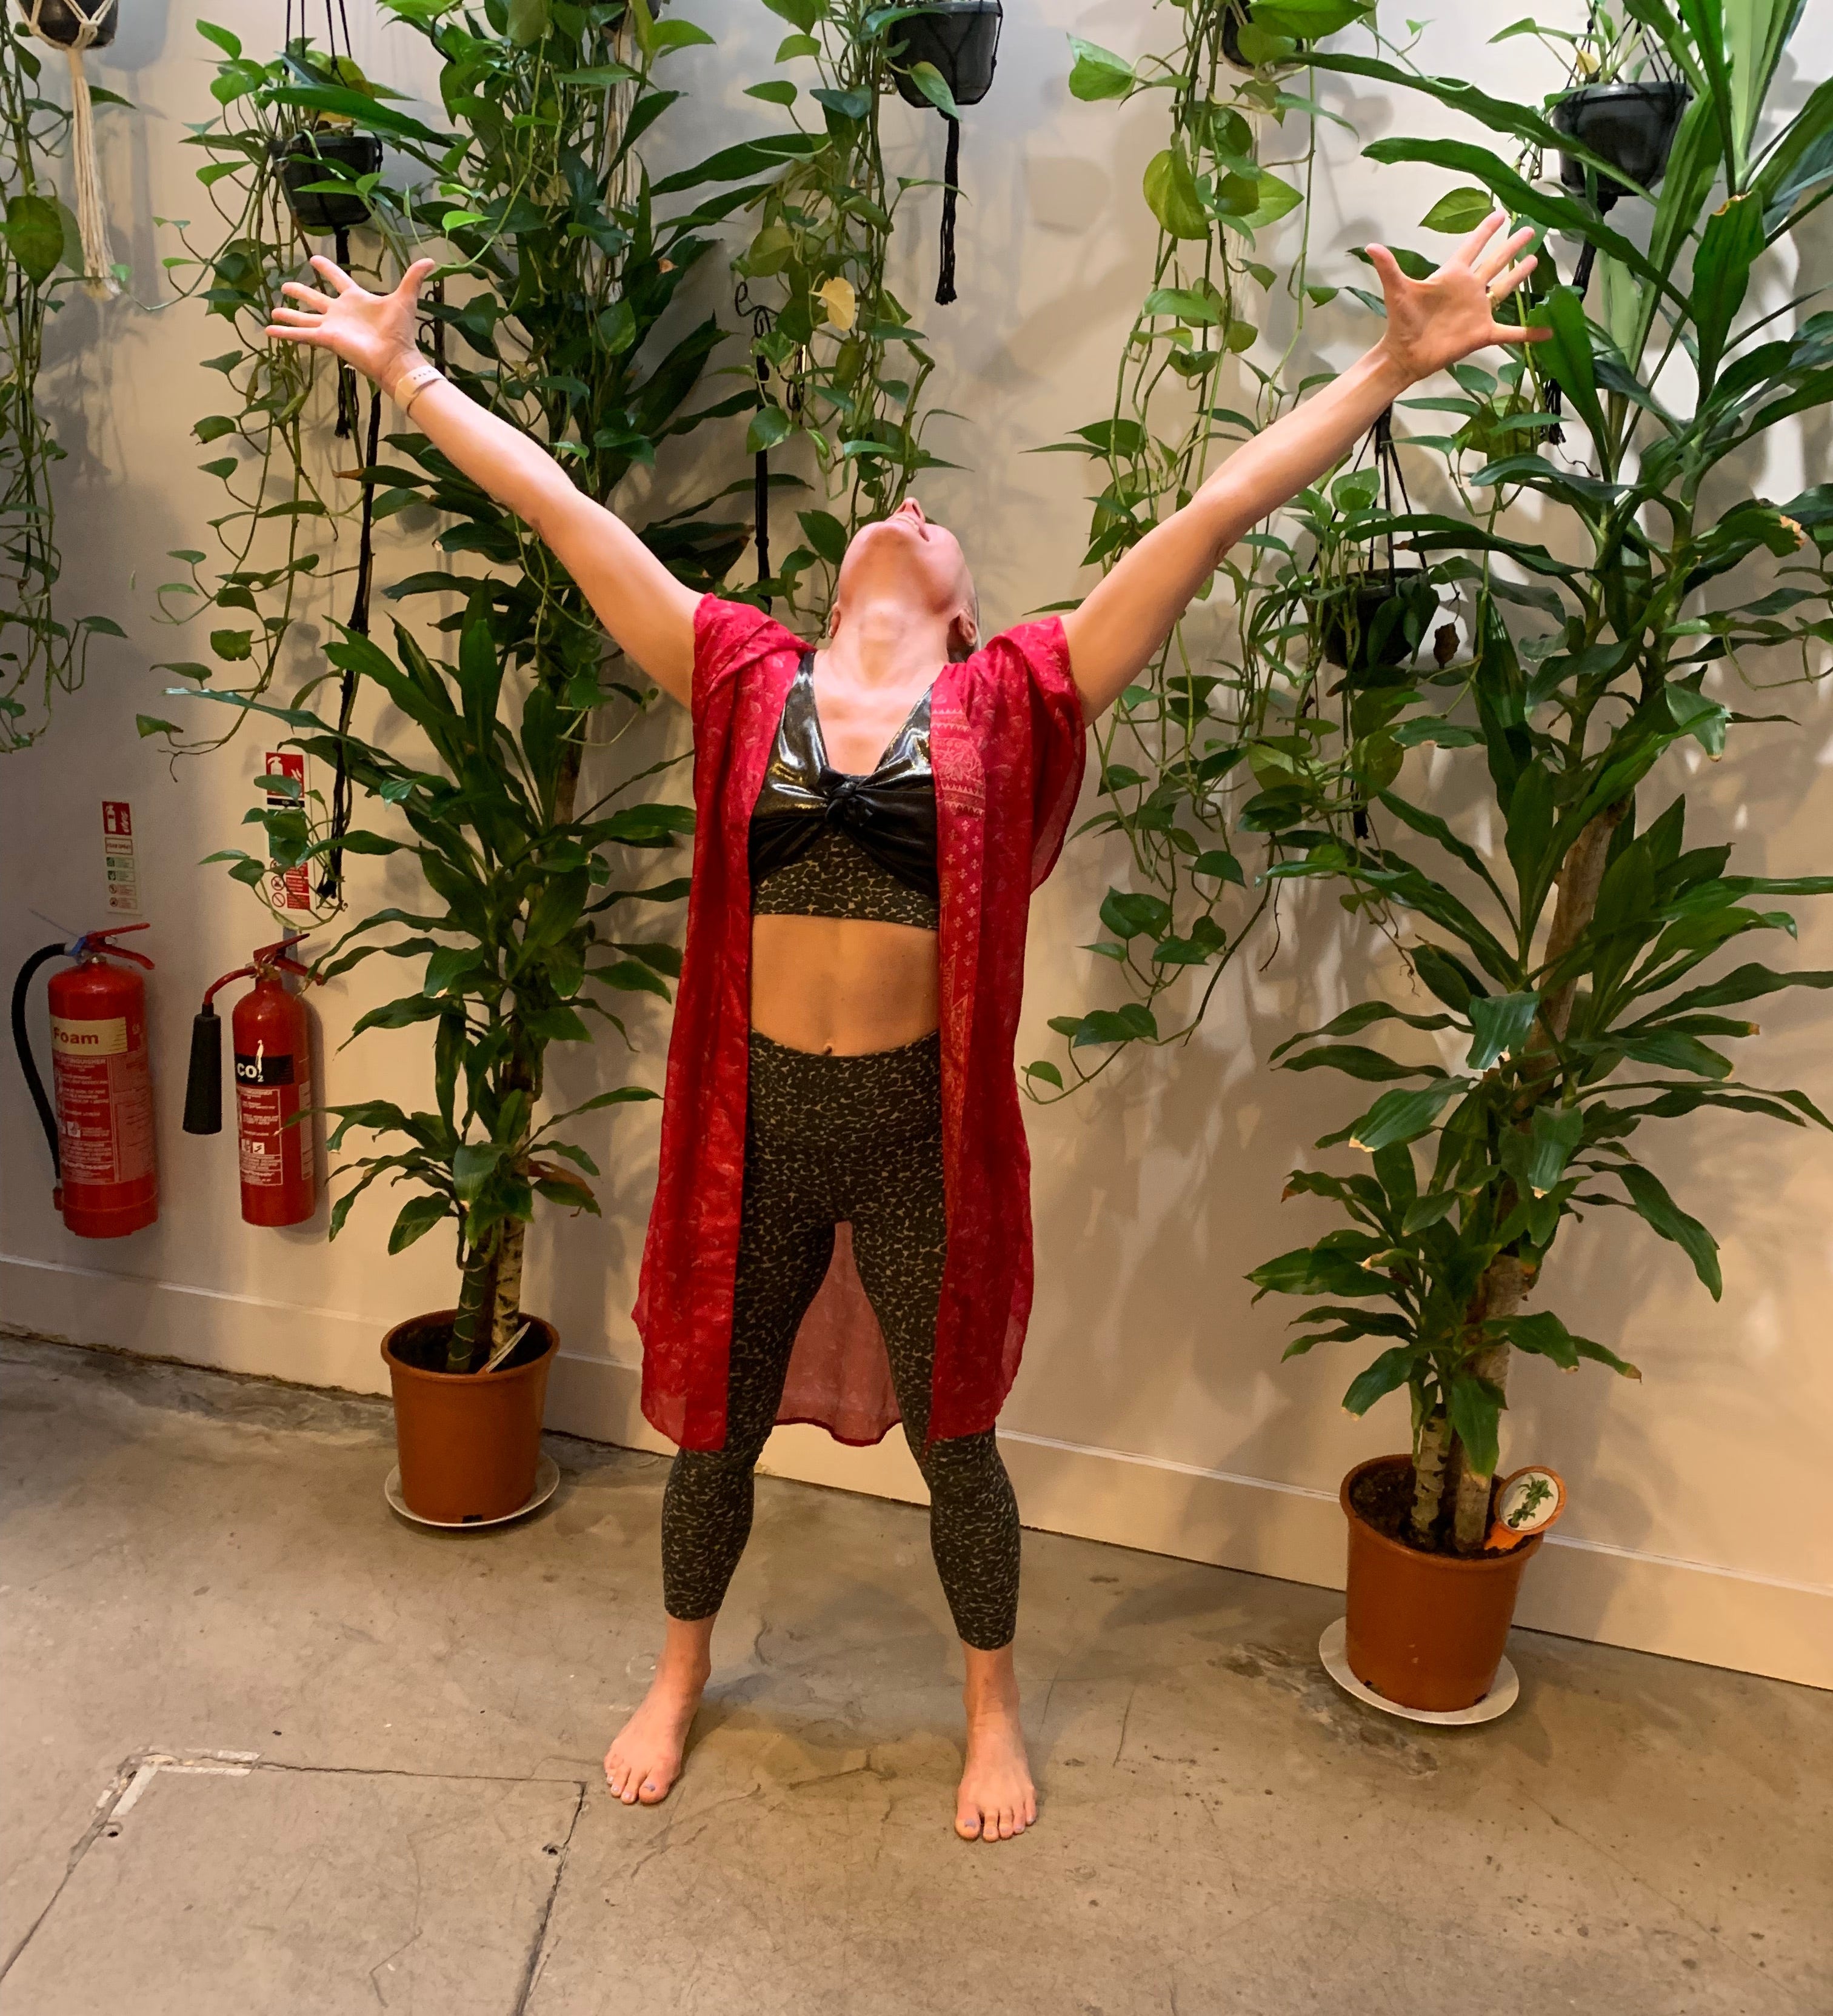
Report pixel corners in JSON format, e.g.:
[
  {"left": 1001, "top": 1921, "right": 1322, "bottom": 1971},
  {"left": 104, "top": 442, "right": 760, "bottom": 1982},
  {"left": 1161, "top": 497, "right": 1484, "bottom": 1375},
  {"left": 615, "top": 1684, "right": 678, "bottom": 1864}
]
[{"left": 661, "top": 1031, "right": 1021, "bottom": 1650}]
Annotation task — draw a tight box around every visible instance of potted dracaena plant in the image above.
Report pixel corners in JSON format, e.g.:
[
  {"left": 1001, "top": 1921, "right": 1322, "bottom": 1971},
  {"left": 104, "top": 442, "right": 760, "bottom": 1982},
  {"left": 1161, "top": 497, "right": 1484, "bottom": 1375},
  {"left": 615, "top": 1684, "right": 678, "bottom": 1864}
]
[
  {"left": 1246, "top": 1, "right": 1833, "bottom": 1711},
  {"left": 185, "top": 0, "right": 781, "bottom": 1523}
]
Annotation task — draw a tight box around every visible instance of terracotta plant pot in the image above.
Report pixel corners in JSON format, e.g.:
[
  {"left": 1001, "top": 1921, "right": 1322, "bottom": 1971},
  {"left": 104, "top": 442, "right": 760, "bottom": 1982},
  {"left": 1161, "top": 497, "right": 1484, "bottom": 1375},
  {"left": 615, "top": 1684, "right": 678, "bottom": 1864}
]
[
  {"left": 1340, "top": 1454, "right": 1543, "bottom": 1712},
  {"left": 382, "top": 1310, "right": 558, "bottom": 1524}
]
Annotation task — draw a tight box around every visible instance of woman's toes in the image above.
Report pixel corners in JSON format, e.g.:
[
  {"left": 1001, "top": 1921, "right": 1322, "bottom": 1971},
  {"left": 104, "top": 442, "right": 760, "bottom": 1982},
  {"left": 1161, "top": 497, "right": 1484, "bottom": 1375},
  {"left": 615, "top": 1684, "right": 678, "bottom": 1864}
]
[
  {"left": 955, "top": 1805, "right": 983, "bottom": 1840},
  {"left": 637, "top": 1775, "right": 667, "bottom": 1805}
]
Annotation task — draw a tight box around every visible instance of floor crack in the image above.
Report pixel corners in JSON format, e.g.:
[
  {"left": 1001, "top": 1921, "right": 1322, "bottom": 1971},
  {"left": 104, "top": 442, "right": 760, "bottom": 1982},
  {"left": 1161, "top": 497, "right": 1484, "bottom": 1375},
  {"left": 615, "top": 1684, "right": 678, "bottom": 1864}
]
[{"left": 512, "top": 1778, "right": 587, "bottom": 2016}]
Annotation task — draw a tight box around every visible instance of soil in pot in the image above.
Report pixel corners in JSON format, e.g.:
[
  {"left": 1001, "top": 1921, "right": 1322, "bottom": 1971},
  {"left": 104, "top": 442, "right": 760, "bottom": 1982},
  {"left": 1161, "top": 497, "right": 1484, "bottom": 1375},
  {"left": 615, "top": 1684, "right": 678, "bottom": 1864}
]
[
  {"left": 1341, "top": 1454, "right": 1543, "bottom": 1712},
  {"left": 1552, "top": 81, "right": 1691, "bottom": 207},
  {"left": 382, "top": 1310, "right": 557, "bottom": 1525},
  {"left": 890, "top": 1, "right": 1003, "bottom": 109},
  {"left": 276, "top": 129, "right": 383, "bottom": 235}
]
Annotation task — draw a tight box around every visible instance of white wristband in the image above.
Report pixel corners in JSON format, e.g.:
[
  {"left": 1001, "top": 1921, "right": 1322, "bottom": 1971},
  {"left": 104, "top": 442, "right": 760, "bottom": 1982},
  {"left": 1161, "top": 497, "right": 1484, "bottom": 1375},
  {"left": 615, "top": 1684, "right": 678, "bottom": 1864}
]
[{"left": 391, "top": 358, "right": 443, "bottom": 416}]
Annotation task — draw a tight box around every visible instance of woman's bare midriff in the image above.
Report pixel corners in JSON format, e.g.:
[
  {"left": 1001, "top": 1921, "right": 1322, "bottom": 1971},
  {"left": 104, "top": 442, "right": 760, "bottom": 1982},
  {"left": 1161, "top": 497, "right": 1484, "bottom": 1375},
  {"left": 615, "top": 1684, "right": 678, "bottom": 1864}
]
[{"left": 749, "top": 914, "right": 940, "bottom": 1055}]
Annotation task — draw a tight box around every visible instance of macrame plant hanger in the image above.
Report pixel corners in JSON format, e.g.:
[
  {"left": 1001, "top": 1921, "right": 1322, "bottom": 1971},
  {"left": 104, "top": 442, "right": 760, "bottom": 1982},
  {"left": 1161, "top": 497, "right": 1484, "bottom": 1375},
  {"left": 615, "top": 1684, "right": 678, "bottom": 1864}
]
[
  {"left": 284, "top": 0, "right": 364, "bottom": 438},
  {"left": 19, "top": 0, "right": 121, "bottom": 298}
]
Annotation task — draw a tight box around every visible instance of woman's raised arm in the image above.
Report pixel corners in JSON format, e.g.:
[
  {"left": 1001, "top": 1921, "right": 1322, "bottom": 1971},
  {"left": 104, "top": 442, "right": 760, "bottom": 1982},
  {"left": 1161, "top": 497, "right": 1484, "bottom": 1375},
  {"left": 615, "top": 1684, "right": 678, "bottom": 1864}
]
[
  {"left": 1059, "top": 213, "right": 1549, "bottom": 721},
  {"left": 265, "top": 256, "right": 701, "bottom": 706}
]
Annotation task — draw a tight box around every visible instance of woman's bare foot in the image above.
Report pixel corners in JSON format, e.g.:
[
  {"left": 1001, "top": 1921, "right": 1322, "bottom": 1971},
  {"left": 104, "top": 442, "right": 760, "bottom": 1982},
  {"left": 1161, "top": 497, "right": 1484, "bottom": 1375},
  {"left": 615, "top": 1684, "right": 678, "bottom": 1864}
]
[
  {"left": 955, "top": 1642, "right": 1037, "bottom": 1841},
  {"left": 605, "top": 1615, "right": 714, "bottom": 1807}
]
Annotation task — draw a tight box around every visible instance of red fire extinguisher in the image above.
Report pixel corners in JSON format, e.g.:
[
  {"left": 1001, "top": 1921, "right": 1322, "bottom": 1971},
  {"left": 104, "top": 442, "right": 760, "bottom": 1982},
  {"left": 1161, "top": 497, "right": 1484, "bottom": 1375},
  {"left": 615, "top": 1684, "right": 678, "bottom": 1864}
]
[
  {"left": 183, "top": 935, "right": 320, "bottom": 1227},
  {"left": 10, "top": 923, "right": 159, "bottom": 1239}
]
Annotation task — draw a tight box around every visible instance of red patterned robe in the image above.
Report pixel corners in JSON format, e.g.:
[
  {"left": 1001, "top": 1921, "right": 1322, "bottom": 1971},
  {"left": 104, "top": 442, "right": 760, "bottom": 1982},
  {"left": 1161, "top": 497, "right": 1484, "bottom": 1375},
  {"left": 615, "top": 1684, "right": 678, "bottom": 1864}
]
[{"left": 634, "top": 595, "right": 1087, "bottom": 1451}]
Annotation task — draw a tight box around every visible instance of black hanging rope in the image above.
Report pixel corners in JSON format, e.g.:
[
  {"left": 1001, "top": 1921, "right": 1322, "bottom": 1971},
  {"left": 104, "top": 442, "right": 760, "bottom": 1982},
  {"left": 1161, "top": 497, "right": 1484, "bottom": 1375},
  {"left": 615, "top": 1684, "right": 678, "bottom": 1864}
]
[
  {"left": 936, "top": 114, "right": 961, "bottom": 307},
  {"left": 318, "top": 379, "right": 382, "bottom": 901}
]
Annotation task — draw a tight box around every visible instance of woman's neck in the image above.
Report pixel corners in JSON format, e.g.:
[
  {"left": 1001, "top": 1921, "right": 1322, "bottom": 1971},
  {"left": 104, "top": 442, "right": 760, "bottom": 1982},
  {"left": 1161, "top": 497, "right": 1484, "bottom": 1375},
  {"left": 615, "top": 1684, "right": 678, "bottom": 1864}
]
[{"left": 821, "top": 592, "right": 952, "bottom": 690}]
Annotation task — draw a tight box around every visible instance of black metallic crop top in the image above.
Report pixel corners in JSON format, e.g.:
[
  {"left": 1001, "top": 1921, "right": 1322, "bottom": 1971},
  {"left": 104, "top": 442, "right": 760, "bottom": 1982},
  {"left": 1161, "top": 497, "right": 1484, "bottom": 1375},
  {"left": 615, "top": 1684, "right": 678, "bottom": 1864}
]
[{"left": 749, "top": 653, "right": 940, "bottom": 930}]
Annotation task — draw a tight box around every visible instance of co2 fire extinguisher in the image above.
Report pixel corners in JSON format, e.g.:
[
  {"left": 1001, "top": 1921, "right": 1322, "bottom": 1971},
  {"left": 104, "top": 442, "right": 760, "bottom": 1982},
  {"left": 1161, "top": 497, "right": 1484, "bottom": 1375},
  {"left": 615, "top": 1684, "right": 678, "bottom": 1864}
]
[
  {"left": 183, "top": 936, "right": 320, "bottom": 1228},
  {"left": 10, "top": 923, "right": 159, "bottom": 1239}
]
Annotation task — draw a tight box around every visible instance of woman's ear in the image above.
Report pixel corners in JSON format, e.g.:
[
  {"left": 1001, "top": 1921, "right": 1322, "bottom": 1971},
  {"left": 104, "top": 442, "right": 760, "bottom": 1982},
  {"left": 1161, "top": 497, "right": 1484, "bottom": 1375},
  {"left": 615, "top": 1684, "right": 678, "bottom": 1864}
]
[{"left": 948, "top": 609, "right": 979, "bottom": 663}]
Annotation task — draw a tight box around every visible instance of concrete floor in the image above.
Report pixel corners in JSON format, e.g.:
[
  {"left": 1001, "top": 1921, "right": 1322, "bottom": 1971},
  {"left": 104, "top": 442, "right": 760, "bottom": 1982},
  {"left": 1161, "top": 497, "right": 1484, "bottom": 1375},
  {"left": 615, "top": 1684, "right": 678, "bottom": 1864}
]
[{"left": 0, "top": 1338, "right": 1827, "bottom": 2016}]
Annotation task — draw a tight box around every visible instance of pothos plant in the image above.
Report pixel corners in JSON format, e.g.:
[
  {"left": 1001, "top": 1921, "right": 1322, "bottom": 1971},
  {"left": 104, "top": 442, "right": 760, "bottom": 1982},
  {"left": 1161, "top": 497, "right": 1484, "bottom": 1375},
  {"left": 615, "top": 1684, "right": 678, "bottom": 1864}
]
[
  {"left": 658, "top": 0, "right": 960, "bottom": 619},
  {"left": 142, "top": 25, "right": 407, "bottom": 749},
  {"left": 186, "top": 0, "right": 779, "bottom": 1364},
  {"left": 1247, "top": 0, "right": 1833, "bottom": 1552},
  {"left": 1, "top": 12, "right": 126, "bottom": 752},
  {"left": 1024, "top": 0, "right": 1380, "bottom": 1097}
]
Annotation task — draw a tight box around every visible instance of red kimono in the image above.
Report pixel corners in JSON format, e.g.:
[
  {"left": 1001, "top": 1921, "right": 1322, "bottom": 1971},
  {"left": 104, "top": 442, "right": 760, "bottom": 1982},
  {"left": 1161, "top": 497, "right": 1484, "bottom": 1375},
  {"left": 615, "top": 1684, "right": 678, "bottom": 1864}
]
[{"left": 634, "top": 595, "right": 1086, "bottom": 1454}]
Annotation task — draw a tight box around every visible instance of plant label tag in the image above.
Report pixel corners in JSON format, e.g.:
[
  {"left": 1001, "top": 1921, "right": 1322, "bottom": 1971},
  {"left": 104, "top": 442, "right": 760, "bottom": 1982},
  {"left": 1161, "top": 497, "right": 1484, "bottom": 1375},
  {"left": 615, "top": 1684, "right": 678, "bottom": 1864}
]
[
  {"left": 264, "top": 753, "right": 311, "bottom": 912},
  {"left": 1486, "top": 1466, "right": 1567, "bottom": 1550},
  {"left": 102, "top": 800, "right": 139, "bottom": 913}
]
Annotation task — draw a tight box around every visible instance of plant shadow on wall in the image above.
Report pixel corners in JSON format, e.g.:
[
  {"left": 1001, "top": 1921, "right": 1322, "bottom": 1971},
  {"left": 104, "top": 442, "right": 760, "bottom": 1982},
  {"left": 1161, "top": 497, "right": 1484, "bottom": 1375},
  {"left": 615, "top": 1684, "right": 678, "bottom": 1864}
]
[
  {"left": 169, "top": 0, "right": 806, "bottom": 1375},
  {"left": 1236, "top": 1, "right": 1833, "bottom": 1582}
]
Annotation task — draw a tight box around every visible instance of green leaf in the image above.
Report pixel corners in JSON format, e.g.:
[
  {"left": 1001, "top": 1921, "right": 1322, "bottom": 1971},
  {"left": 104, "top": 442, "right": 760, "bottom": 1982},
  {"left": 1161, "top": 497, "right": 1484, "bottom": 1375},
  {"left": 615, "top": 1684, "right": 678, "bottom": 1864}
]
[
  {"left": 1281, "top": 1046, "right": 1435, "bottom": 1083},
  {"left": 1691, "top": 190, "right": 1765, "bottom": 393},
  {"left": 453, "top": 1141, "right": 507, "bottom": 1204},
  {"left": 3, "top": 193, "right": 64, "bottom": 287},
  {"left": 1466, "top": 990, "right": 1539, "bottom": 1070},
  {"left": 747, "top": 405, "right": 794, "bottom": 455},
  {"left": 1529, "top": 285, "right": 1606, "bottom": 446},
  {"left": 903, "top": 59, "right": 959, "bottom": 118},
  {"left": 1489, "top": 1310, "right": 1639, "bottom": 1380},
  {"left": 1143, "top": 149, "right": 1209, "bottom": 241},
  {"left": 797, "top": 509, "right": 849, "bottom": 567},
  {"left": 1447, "top": 1372, "right": 1502, "bottom": 1479},
  {"left": 1342, "top": 1345, "right": 1418, "bottom": 1417},
  {"left": 1498, "top": 1101, "right": 1583, "bottom": 1198},
  {"left": 1616, "top": 1163, "right": 1722, "bottom": 1299},
  {"left": 1100, "top": 888, "right": 1171, "bottom": 940},
  {"left": 1327, "top": 1078, "right": 1473, "bottom": 1154},
  {"left": 1067, "top": 36, "right": 1134, "bottom": 102},
  {"left": 1419, "top": 185, "right": 1495, "bottom": 233},
  {"left": 388, "top": 1193, "right": 451, "bottom": 1253}
]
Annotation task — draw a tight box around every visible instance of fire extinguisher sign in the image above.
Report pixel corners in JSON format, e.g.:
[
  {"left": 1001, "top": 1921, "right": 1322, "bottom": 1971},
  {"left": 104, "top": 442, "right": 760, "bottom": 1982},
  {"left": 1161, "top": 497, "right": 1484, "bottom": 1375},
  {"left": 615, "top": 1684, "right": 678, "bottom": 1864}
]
[
  {"left": 102, "top": 800, "right": 140, "bottom": 913},
  {"left": 263, "top": 753, "right": 311, "bottom": 912}
]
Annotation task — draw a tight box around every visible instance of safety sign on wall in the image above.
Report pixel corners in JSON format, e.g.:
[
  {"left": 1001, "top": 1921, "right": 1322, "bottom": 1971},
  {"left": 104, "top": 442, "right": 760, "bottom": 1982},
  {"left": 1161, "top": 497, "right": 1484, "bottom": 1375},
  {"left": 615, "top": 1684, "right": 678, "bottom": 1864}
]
[
  {"left": 263, "top": 752, "right": 311, "bottom": 913},
  {"left": 102, "top": 800, "right": 139, "bottom": 913}
]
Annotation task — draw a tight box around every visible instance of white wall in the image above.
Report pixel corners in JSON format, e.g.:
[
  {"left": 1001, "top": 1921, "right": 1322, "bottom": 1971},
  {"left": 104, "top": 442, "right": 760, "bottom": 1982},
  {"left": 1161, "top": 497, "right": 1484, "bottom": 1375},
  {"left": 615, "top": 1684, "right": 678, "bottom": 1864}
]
[{"left": 4, "top": 1, "right": 1829, "bottom": 1690}]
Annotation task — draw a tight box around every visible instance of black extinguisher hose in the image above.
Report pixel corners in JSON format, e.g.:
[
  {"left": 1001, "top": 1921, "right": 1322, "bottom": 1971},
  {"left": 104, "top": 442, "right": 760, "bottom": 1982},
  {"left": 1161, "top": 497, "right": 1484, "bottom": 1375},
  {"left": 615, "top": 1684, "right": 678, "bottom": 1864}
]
[{"left": 10, "top": 943, "right": 68, "bottom": 1178}]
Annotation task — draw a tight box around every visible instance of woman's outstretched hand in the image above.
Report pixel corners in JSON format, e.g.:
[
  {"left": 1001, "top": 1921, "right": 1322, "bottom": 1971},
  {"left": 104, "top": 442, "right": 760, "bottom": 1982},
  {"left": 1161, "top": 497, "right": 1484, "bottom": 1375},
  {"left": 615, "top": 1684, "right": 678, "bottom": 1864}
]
[
  {"left": 1367, "top": 211, "right": 1550, "bottom": 385},
  {"left": 264, "top": 254, "right": 437, "bottom": 389}
]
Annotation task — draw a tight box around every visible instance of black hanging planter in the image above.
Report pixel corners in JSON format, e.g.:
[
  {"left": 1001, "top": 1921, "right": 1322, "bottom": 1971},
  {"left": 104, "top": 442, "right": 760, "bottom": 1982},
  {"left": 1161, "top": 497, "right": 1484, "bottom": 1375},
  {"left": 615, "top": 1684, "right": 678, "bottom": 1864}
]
[
  {"left": 275, "top": 127, "right": 384, "bottom": 235},
  {"left": 1550, "top": 80, "right": 1691, "bottom": 212},
  {"left": 1220, "top": 1, "right": 1304, "bottom": 71},
  {"left": 22, "top": 0, "right": 118, "bottom": 48},
  {"left": 1310, "top": 569, "right": 1440, "bottom": 678},
  {"left": 889, "top": 1, "right": 1003, "bottom": 307}
]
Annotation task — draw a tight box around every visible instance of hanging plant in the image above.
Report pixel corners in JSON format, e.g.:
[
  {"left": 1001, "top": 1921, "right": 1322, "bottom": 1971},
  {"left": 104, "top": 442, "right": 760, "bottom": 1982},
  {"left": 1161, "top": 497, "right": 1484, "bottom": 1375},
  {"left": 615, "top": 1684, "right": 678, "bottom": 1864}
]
[
  {"left": 139, "top": 18, "right": 414, "bottom": 760},
  {"left": 683, "top": 0, "right": 958, "bottom": 619},
  {"left": 1024, "top": 0, "right": 1376, "bottom": 1096},
  {"left": 0, "top": 5, "right": 126, "bottom": 752},
  {"left": 887, "top": 0, "right": 1001, "bottom": 305},
  {"left": 13, "top": 0, "right": 119, "bottom": 296}
]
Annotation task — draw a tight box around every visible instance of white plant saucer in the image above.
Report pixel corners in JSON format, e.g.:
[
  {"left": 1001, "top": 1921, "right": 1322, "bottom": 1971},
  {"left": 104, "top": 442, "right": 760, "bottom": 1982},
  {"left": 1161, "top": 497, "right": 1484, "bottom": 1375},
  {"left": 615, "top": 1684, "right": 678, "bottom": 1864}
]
[
  {"left": 384, "top": 1454, "right": 561, "bottom": 1530},
  {"left": 1318, "top": 1617, "right": 1520, "bottom": 1726}
]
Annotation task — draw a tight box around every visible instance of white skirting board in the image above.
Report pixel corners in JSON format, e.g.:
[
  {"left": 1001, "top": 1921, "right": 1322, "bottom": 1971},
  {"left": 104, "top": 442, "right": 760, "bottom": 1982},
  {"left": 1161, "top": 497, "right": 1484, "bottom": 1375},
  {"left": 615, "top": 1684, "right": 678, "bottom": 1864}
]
[{"left": 4, "top": 1253, "right": 1827, "bottom": 1692}]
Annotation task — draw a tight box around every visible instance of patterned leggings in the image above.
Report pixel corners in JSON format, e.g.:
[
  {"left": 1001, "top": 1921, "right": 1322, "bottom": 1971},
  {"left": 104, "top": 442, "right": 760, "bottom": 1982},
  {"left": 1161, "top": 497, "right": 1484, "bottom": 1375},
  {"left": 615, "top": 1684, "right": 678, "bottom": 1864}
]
[{"left": 661, "top": 1029, "right": 1021, "bottom": 1650}]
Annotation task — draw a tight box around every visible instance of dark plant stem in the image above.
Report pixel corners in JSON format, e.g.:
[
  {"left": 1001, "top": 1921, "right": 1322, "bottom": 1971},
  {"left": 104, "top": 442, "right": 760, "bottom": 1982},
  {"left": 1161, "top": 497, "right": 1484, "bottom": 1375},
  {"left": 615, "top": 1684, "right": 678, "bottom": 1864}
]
[{"left": 936, "top": 113, "right": 960, "bottom": 307}]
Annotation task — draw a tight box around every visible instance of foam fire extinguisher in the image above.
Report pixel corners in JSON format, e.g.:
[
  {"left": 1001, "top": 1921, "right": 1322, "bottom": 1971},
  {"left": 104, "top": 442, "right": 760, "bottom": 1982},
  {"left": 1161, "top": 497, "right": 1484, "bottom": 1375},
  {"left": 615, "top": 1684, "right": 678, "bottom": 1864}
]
[
  {"left": 183, "top": 935, "right": 319, "bottom": 1228},
  {"left": 10, "top": 923, "right": 159, "bottom": 1238}
]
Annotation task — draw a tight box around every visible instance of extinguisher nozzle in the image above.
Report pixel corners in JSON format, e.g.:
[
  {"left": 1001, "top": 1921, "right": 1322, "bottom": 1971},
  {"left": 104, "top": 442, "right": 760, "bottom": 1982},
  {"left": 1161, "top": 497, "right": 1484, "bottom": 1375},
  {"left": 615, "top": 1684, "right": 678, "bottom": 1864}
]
[{"left": 182, "top": 1007, "right": 224, "bottom": 1135}]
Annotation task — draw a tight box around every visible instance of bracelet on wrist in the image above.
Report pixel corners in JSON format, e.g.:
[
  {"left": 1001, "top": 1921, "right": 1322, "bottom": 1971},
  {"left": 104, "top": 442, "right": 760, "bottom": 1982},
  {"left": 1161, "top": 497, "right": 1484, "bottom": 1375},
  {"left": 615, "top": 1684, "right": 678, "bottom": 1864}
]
[{"left": 391, "top": 358, "right": 443, "bottom": 416}]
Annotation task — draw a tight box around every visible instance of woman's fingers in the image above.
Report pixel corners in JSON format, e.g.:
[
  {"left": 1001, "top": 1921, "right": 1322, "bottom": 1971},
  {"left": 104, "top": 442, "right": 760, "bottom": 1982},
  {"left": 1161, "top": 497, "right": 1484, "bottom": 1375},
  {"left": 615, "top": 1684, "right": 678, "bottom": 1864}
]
[
  {"left": 1486, "top": 254, "right": 1538, "bottom": 299},
  {"left": 1450, "top": 208, "right": 1508, "bottom": 269},
  {"left": 1364, "top": 242, "right": 1406, "bottom": 292},
  {"left": 1472, "top": 224, "right": 1537, "bottom": 285},
  {"left": 1489, "top": 319, "right": 1553, "bottom": 345},
  {"left": 269, "top": 304, "right": 324, "bottom": 325},
  {"left": 396, "top": 256, "right": 437, "bottom": 299},
  {"left": 309, "top": 253, "right": 358, "bottom": 295},
  {"left": 262, "top": 322, "right": 331, "bottom": 347},
  {"left": 279, "top": 280, "right": 335, "bottom": 311}
]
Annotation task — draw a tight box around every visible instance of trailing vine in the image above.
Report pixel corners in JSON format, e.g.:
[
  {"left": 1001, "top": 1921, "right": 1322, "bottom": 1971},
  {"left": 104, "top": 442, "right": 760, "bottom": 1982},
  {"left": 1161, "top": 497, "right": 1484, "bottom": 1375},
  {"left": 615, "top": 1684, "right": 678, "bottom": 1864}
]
[
  {"left": 1, "top": 13, "right": 125, "bottom": 752},
  {"left": 1026, "top": 0, "right": 1391, "bottom": 1096},
  {"left": 674, "top": 0, "right": 959, "bottom": 619},
  {"left": 140, "top": 25, "right": 404, "bottom": 750}
]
